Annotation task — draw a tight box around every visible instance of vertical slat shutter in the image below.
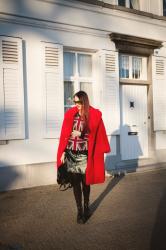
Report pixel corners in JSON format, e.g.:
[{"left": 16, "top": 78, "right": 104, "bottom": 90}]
[
  {"left": 43, "top": 43, "right": 64, "bottom": 138},
  {"left": 100, "top": 50, "right": 120, "bottom": 135},
  {"left": 0, "top": 37, "right": 25, "bottom": 140},
  {"left": 152, "top": 55, "right": 166, "bottom": 130}
]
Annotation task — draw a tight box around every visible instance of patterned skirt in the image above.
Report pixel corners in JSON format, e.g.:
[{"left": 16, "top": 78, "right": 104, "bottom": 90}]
[{"left": 65, "top": 149, "right": 88, "bottom": 175}]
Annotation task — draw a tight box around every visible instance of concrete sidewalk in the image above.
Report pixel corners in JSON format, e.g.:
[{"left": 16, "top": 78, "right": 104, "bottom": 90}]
[{"left": 0, "top": 168, "right": 166, "bottom": 250}]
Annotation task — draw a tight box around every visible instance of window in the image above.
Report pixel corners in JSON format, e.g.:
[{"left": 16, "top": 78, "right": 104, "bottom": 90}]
[
  {"left": 118, "top": 0, "right": 140, "bottom": 9},
  {"left": 63, "top": 51, "right": 93, "bottom": 112},
  {"left": 163, "top": 0, "right": 166, "bottom": 16},
  {"left": 118, "top": 0, "right": 126, "bottom": 7},
  {"left": 119, "top": 54, "right": 147, "bottom": 80}
]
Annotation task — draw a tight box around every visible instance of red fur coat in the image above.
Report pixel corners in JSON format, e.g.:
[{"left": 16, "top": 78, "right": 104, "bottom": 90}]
[{"left": 56, "top": 106, "right": 111, "bottom": 185}]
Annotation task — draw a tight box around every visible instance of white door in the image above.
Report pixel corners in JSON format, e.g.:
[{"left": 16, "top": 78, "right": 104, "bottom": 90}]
[{"left": 120, "top": 85, "right": 148, "bottom": 160}]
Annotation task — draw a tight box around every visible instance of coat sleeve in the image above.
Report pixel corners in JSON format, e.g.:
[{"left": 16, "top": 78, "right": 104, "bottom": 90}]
[{"left": 95, "top": 119, "right": 111, "bottom": 153}]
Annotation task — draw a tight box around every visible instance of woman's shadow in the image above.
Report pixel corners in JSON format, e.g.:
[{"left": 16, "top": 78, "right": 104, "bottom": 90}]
[
  {"left": 86, "top": 174, "right": 124, "bottom": 222},
  {"left": 85, "top": 123, "right": 143, "bottom": 222},
  {"left": 150, "top": 188, "right": 166, "bottom": 250}
]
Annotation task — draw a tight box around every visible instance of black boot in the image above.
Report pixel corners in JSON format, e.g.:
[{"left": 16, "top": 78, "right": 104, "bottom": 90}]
[
  {"left": 77, "top": 206, "right": 85, "bottom": 224},
  {"left": 71, "top": 174, "right": 85, "bottom": 224},
  {"left": 82, "top": 178, "right": 91, "bottom": 221}
]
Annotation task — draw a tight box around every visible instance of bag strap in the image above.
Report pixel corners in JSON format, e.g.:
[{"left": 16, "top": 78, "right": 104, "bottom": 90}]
[{"left": 59, "top": 183, "right": 72, "bottom": 191}]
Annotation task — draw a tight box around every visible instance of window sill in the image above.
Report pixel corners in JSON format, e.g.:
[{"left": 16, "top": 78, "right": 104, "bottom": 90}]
[{"left": 120, "top": 79, "right": 150, "bottom": 85}]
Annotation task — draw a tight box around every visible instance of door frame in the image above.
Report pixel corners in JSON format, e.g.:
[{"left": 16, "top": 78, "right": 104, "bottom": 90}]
[{"left": 120, "top": 84, "right": 149, "bottom": 160}]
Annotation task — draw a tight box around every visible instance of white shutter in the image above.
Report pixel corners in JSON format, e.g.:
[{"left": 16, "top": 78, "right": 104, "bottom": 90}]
[
  {"left": 0, "top": 37, "right": 25, "bottom": 140},
  {"left": 43, "top": 43, "right": 64, "bottom": 138},
  {"left": 100, "top": 50, "right": 120, "bottom": 135},
  {"left": 152, "top": 55, "right": 166, "bottom": 131}
]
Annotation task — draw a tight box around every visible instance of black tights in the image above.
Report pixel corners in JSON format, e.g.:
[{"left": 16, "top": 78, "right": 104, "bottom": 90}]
[{"left": 70, "top": 173, "right": 90, "bottom": 209}]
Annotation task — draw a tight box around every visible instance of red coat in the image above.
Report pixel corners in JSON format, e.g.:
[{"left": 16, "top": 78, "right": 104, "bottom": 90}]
[{"left": 56, "top": 106, "right": 111, "bottom": 185}]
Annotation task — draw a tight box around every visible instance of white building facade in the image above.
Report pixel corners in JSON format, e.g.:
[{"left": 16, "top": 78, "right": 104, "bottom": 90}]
[{"left": 1, "top": 0, "right": 166, "bottom": 190}]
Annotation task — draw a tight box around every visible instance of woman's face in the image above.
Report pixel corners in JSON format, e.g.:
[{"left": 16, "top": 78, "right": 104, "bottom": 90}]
[{"left": 73, "top": 96, "right": 83, "bottom": 111}]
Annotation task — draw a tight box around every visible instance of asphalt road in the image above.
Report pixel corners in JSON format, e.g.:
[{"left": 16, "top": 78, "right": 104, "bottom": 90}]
[{"left": 0, "top": 168, "right": 166, "bottom": 250}]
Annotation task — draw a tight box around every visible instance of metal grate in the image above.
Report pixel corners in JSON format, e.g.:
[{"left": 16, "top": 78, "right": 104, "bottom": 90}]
[
  {"left": 156, "top": 59, "right": 165, "bottom": 76},
  {"left": 2, "top": 40, "right": 18, "bottom": 63},
  {"left": 105, "top": 54, "right": 116, "bottom": 73},
  {"left": 45, "top": 46, "right": 59, "bottom": 67}
]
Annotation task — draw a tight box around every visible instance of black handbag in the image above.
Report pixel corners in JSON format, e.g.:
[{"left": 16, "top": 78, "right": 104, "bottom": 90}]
[{"left": 57, "top": 160, "right": 72, "bottom": 190}]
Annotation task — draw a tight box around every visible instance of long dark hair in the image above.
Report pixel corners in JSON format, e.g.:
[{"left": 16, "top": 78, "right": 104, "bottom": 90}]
[{"left": 73, "top": 91, "right": 90, "bottom": 133}]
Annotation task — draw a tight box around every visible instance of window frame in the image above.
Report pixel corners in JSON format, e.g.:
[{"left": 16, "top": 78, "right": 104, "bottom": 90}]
[
  {"left": 118, "top": 0, "right": 132, "bottom": 8},
  {"left": 163, "top": 0, "right": 166, "bottom": 16},
  {"left": 63, "top": 50, "right": 94, "bottom": 111},
  {"left": 119, "top": 53, "right": 148, "bottom": 81}
]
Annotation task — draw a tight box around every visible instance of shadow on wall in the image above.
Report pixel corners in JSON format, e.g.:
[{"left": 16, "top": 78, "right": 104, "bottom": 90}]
[
  {"left": 0, "top": 109, "right": 22, "bottom": 191},
  {"left": 7, "top": 0, "right": 113, "bottom": 35},
  {"left": 150, "top": 188, "right": 166, "bottom": 250},
  {"left": 105, "top": 124, "right": 143, "bottom": 174},
  {"left": 22, "top": 40, "right": 29, "bottom": 139},
  {"left": 0, "top": 163, "right": 21, "bottom": 192}
]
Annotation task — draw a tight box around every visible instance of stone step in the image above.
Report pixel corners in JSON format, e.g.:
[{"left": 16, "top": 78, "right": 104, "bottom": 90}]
[{"left": 109, "top": 157, "right": 166, "bottom": 176}]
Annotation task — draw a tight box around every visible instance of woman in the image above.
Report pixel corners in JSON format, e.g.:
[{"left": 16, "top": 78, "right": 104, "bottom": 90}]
[{"left": 57, "top": 91, "right": 111, "bottom": 224}]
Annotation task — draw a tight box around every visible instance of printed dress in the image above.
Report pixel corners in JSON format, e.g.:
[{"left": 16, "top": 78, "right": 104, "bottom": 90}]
[{"left": 65, "top": 113, "right": 89, "bottom": 174}]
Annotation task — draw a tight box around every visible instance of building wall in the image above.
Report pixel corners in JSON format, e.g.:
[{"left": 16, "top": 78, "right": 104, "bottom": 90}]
[
  {"left": 1, "top": 0, "right": 166, "bottom": 41},
  {"left": 0, "top": 19, "right": 115, "bottom": 165},
  {"left": 1, "top": 0, "right": 166, "bottom": 190}
]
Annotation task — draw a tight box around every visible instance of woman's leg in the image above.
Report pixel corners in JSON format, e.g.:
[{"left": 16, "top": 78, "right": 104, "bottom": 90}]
[{"left": 71, "top": 173, "right": 84, "bottom": 223}]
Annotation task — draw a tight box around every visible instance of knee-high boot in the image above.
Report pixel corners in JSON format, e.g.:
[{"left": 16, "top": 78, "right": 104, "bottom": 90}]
[
  {"left": 73, "top": 181, "right": 84, "bottom": 224},
  {"left": 82, "top": 180, "right": 91, "bottom": 220}
]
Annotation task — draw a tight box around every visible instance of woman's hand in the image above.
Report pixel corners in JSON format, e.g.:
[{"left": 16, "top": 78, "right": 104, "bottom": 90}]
[
  {"left": 60, "top": 152, "right": 66, "bottom": 164},
  {"left": 71, "top": 130, "right": 81, "bottom": 138}
]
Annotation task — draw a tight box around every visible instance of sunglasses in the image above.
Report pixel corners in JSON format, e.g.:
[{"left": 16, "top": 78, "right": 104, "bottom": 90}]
[{"left": 73, "top": 100, "right": 83, "bottom": 105}]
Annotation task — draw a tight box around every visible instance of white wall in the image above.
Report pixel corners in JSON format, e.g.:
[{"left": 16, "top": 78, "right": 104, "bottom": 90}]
[
  {"left": 0, "top": 18, "right": 115, "bottom": 167},
  {"left": 1, "top": 0, "right": 166, "bottom": 41},
  {"left": 156, "top": 132, "right": 166, "bottom": 149},
  {"left": 1, "top": 0, "right": 166, "bottom": 167},
  {"left": 149, "top": 0, "right": 163, "bottom": 15},
  {"left": 103, "top": 0, "right": 117, "bottom": 4}
]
